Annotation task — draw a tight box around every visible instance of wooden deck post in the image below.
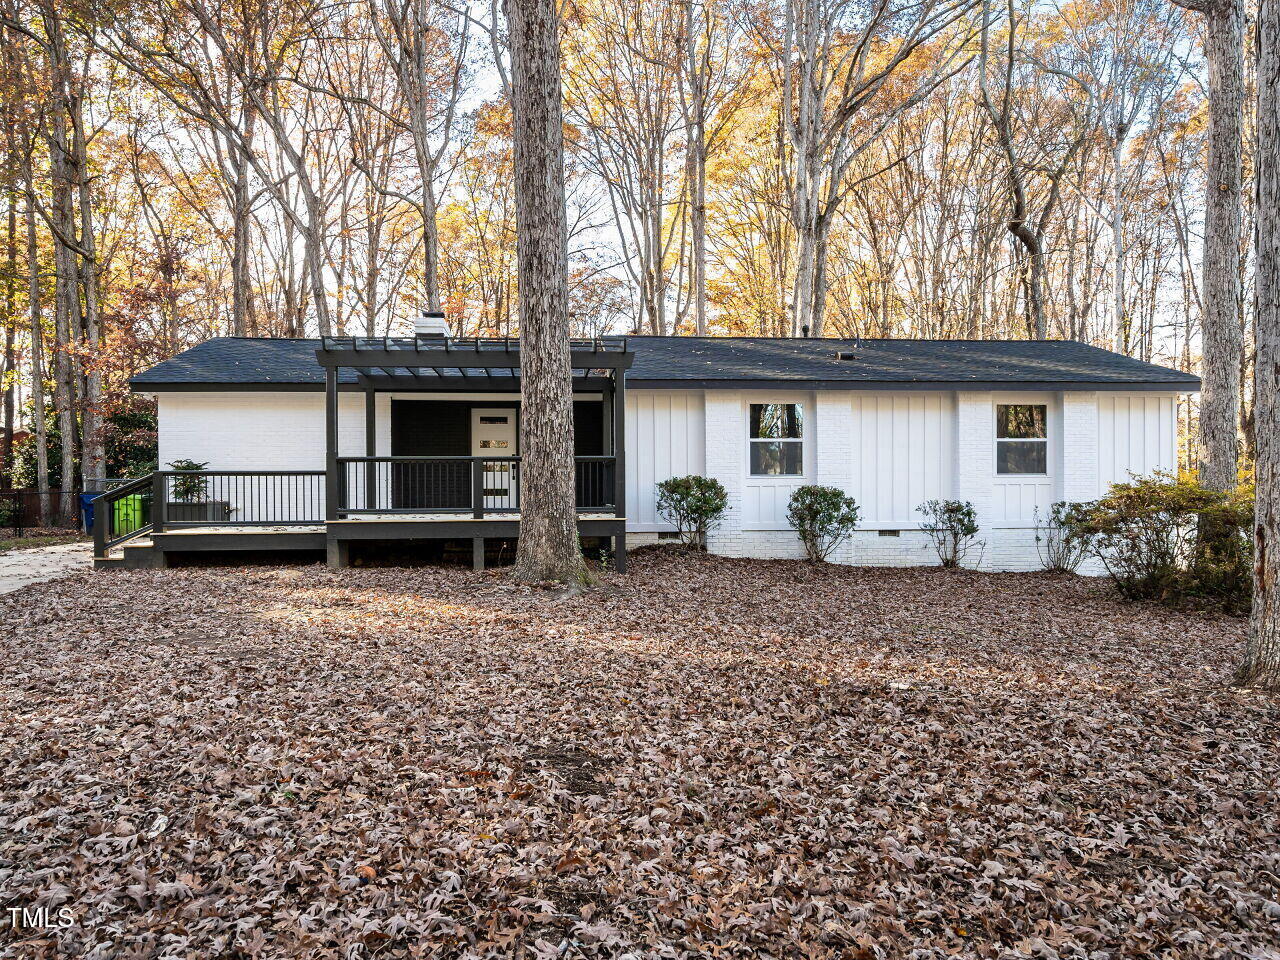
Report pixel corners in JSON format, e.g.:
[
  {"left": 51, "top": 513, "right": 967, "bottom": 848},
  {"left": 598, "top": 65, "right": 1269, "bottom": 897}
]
[
  {"left": 612, "top": 369, "right": 627, "bottom": 572},
  {"left": 364, "top": 387, "right": 377, "bottom": 510},
  {"left": 472, "top": 459, "right": 484, "bottom": 519},
  {"left": 473, "top": 537, "right": 485, "bottom": 570},
  {"left": 327, "top": 537, "right": 349, "bottom": 569},
  {"left": 325, "top": 366, "right": 339, "bottom": 521},
  {"left": 152, "top": 472, "right": 166, "bottom": 535},
  {"left": 612, "top": 373, "right": 625, "bottom": 515}
]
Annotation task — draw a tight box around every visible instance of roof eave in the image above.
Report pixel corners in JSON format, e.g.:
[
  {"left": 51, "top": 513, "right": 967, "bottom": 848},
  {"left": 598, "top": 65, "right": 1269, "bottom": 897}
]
[{"left": 132, "top": 376, "right": 1202, "bottom": 393}]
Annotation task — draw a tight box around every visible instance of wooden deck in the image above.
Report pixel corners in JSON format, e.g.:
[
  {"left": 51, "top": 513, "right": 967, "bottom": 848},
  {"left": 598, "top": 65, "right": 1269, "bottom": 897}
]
[{"left": 98, "top": 513, "right": 627, "bottom": 572}]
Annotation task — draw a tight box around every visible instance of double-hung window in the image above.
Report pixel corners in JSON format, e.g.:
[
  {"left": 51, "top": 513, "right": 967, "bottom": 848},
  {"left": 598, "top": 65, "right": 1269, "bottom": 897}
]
[
  {"left": 750, "top": 403, "right": 803, "bottom": 476},
  {"left": 995, "top": 404, "right": 1048, "bottom": 474}
]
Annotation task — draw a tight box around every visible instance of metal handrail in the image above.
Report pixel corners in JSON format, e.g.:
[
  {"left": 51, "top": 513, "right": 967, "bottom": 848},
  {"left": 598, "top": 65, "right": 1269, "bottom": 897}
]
[{"left": 92, "top": 475, "right": 155, "bottom": 557}]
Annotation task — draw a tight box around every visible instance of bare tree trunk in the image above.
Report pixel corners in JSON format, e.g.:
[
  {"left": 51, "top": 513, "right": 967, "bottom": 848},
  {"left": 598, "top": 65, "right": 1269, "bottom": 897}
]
[
  {"left": 423, "top": 177, "right": 442, "bottom": 313},
  {"left": 1112, "top": 129, "right": 1128, "bottom": 351},
  {"left": 506, "top": 0, "right": 583, "bottom": 583},
  {"left": 229, "top": 100, "right": 256, "bottom": 337},
  {"left": 23, "top": 169, "right": 49, "bottom": 522},
  {"left": 681, "top": 0, "right": 708, "bottom": 338},
  {"left": 1239, "top": 0, "right": 1280, "bottom": 689},
  {"left": 1197, "top": 0, "right": 1245, "bottom": 492},
  {"left": 45, "top": 96, "right": 80, "bottom": 515},
  {"left": 69, "top": 70, "right": 104, "bottom": 487},
  {"left": 2, "top": 183, "right": 15, "bottom": 489}
]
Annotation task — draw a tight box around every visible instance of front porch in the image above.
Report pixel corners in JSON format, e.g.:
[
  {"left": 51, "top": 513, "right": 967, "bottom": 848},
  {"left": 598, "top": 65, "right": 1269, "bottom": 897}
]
[{"left": 95, "top": 335, "right": 633, "bottom": 571}]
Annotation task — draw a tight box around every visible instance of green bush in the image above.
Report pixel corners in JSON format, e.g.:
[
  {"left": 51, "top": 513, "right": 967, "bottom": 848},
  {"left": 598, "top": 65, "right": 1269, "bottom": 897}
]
[
  {"left": 787, "top": 485, "right": 860, "bottom": 562},
  {"left": 1033, "top": 501, "right": 1093, "bottom": 573},
  {"left": 917, "top": 499, "right": 983, "bottom": 568},
  {"left": 656, "top": 475, "right": 729, "bottom": 550},
  {"left": 1069, "top": 473, "right": 1252, "bottom": 612}
]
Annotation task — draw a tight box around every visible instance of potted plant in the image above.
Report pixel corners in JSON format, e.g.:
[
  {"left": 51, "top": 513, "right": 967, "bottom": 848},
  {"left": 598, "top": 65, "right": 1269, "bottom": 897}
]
[{"left": 166, "top": 459, "right": 232, "bottom": 522}]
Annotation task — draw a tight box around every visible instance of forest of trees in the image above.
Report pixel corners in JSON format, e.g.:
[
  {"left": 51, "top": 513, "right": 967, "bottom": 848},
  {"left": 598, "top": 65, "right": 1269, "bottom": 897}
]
[{"left": 0, "top": 0, "right": 1258, "bottom": 494}]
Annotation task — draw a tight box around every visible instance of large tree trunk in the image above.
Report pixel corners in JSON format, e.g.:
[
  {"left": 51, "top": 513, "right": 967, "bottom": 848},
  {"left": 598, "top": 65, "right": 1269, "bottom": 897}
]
[
  {"left": 506, "top": 0, "right": 583, "bottom": 583},
  {"left": 1239, "top": 0, "right": 1280, "bottom": 689},
  {"left": 1197, "top": 0, "right": 1245, "bottom": 493}
]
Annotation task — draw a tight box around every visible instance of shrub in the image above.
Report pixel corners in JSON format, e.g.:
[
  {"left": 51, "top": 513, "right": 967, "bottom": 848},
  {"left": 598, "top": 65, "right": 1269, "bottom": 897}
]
[
  {"left": 1070, "top": 472, "right": 1252, "bottom": 612},
  {"left": 0, "top": 497, "right": 18, "bottom": 529},
  {"left": 1033, "top": 501, "right": 1093, "bottom": 573},
  {"left": 656, "top": 475, "right": 728, "bottom": 550},
  {"left": 787, "top": 485, "right": 860, "bottom": 562},
  {"left": 917, "top": 499, "right": 983, "bottom": 568},
  {"left": 167, "top": 459, "right": 210, "bottom": 502}
]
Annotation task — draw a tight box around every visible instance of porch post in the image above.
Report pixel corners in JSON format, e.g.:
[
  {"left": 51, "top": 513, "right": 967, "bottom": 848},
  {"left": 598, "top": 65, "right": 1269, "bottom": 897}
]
[
  {"left": 325, "top": 366, "right": 339, "bottom": 521},
  {"left": 152, "top": 472, "right": 166, "bottom": 535},
  {"left": 364, "top": 387, "right": 376, "bottom": 510},
  {"left": 612, "top": 370, "right": 625, "bottom": 519},
  {"left": 602, "top": 381, "right": 613, "bottom": 454}
]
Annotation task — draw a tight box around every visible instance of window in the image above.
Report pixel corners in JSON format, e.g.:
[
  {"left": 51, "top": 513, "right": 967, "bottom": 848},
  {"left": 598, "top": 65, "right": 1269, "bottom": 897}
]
[
  {"left": 479, "top": 416, "right": 509, "bottom": 425},
  {"left": 996, "top": 404, "right": 1047, "bottom": 474},
  {"left": 750, "top": 403, "right": 803, "bottom": 476},
  {"left": 479, "top": 439, "right": 509, "bottom": 449}
]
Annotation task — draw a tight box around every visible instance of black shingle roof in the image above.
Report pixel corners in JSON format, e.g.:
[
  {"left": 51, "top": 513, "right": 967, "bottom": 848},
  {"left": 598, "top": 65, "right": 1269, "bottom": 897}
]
[{"left": 130, "top": 336, "right": 1200, "bottom": 391}]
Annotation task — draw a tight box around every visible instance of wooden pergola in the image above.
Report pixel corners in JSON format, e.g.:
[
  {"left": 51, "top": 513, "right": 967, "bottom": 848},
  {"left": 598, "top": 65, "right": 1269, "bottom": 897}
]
[{"left": 313, "top": 335, "right": 634, "bottom": 568}]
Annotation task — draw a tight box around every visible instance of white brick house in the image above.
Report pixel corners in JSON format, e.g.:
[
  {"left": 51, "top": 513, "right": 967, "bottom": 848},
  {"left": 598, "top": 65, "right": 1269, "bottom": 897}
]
[{"left": 127, "top": 334, "right": 1198, "bottom": 572}]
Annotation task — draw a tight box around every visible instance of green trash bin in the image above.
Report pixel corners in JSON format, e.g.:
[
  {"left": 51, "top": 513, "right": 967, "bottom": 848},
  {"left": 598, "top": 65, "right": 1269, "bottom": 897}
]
[{"left": 113, "top": 494, "right": 147, "bottom": 536}]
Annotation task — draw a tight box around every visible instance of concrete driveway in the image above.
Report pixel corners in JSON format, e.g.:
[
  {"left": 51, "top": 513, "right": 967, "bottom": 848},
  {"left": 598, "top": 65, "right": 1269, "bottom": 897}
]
[{"left": 0, "top": 541, "right": 93, "bottom": 595}]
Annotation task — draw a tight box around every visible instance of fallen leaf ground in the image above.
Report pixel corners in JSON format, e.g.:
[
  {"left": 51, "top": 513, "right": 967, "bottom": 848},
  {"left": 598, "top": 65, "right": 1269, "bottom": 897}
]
[{"left": 2, "top": 549, "right": 1277, "bottom": 959}]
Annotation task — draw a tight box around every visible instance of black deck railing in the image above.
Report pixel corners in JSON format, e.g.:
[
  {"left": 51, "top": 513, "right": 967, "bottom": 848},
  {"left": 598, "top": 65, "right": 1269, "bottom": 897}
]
[
  {"left": 91, "top": 471, "right": 327, "bottom": 557},
  {"left": 91, "top": 461, "right": 619, "bottom": 557},
  {"left": 337, "top": 456, "right": 618, "bottom": 517},
  {"left": 91, "top": 476, "right": 154, "bottom": 557},
  {"left": 157, "top": 471, "right": 327, "bottom": 528}
]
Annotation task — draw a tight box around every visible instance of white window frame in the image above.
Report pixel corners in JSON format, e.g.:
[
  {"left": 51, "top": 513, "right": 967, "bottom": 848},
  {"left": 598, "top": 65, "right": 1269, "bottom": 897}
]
[
  {"left": 748, "top": 400, "right": 805, "bottom": 478},
  {"left": 994, "top": 402, "right": 1049, "bottom": 476}
]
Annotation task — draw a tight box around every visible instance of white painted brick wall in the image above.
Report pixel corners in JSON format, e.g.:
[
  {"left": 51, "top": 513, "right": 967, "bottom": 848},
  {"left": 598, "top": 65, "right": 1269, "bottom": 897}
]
[
  {"left": 703, "top": 391, "right": 746, "bottom": 555},
  {"left": 954, "top": 392, "right": 993, "bottom": 521},
  {"left": 158, "top": 392, "right": 385, "bottom": 470},
  {"left": 1061, "top": 392, "right": 1100, "bottom": 503},
  {"left": 812, "top": 392, "right": 855, "bottom": 563}
]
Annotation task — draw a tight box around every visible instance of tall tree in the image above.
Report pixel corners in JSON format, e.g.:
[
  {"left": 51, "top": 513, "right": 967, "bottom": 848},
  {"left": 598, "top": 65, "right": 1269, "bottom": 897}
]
[
  {"left": 366, "top": 0, "right": 469, "bottom": 313},
  {"left": 1238, "top": 0, "right": 1280, "bottom": 689},
  {"left": 1172, "top": 0, "right": 1244, "bottom": 492},
  {"left": 978, "top": 0, "right": 1098, "bottom": 340},
  {"left": 506, "top": 0, "right": 583, "bottom": 581},
  {"left": 769, "top": 0, "right": 974, "bottom": 336}
]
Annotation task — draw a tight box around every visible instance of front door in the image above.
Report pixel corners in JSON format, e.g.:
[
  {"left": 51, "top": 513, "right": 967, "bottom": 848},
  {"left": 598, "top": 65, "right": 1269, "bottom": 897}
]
[{"left": 471, "top": 409, "right": 518, "bottom": 510}]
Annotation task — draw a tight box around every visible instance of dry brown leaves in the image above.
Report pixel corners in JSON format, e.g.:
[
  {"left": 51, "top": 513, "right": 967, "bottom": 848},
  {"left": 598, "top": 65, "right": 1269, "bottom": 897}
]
[{"left": 1, "top": 549, "right": 1278, "bottom": 959}]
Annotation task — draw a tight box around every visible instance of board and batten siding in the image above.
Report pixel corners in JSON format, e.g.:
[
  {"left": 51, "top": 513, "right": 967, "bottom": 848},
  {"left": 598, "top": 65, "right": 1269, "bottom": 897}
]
[
  {"left": 624, "top": 390, "right": 705, "bottom": 530},
  {"left": 848, "top": 393, "right": 955, "bottom": 526},
  {"left": 1097, "top": 393, "right": 1178, "bottom": 492}
]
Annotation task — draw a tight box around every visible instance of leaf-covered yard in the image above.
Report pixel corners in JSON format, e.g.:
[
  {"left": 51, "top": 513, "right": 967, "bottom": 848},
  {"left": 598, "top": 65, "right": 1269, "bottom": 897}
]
[{"left": 2, "top": 550, "right": 1277, "bottom": 959}]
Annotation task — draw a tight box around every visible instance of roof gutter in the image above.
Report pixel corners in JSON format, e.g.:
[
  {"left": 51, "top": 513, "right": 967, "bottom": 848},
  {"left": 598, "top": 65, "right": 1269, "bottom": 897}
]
[{"left": 131, "top": 377, "right": 1201, "bottom": 394}]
